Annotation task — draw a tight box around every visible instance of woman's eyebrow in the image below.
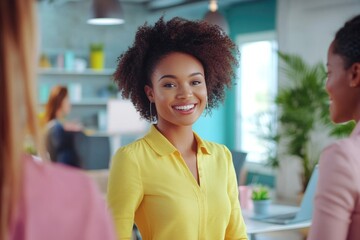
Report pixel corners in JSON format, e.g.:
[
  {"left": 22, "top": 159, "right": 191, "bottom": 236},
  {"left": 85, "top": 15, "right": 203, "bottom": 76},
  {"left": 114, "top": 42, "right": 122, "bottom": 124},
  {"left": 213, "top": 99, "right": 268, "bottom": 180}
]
[
  {"left": 158, "top": 74, "right": 176, "bottom": 81},
  {"left": 189, "top": 72, "right": 204, "bottom": 77},
  {"left": 158, "top": 72, "right": 204, "bottom": 82}
]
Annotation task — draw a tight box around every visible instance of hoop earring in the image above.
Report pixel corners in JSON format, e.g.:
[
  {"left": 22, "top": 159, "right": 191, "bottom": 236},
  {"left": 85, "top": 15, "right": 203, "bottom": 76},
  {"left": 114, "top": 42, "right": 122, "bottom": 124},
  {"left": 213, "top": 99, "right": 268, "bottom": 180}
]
[
  {"left": 203, "top": 96, "right": 209, "bottom": 117},
  {"left": 149, "top": 102, "right": 156, "bottom": 122}
]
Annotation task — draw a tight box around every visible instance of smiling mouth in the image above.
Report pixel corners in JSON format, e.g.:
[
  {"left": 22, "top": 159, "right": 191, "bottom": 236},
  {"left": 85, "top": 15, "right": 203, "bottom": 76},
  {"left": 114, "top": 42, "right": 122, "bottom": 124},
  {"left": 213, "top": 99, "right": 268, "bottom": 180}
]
[{"left": 173, "top": 104, "right": 196, "bottom": 111}]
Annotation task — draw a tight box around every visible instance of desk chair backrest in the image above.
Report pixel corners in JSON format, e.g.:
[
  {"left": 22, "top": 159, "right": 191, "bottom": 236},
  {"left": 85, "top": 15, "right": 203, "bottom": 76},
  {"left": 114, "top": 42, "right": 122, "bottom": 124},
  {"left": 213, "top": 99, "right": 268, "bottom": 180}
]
[
  {"left": 230, "top": 150, "right": 247, "bottom": 186},
  {"left": 45, "top": 121, "right": 81, "bottom": 167},
  {"left": 73, "top": 132, "right": 111, "bottom": 170}
]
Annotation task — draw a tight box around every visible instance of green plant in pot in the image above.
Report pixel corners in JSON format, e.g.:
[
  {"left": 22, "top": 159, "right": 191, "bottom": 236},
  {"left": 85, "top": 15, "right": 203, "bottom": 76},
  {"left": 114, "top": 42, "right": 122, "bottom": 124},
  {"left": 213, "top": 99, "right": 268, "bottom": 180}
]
[
  {"left": 107, "top": 82, "right": 118, "bottom": 98},
  {"left": 90, "top": 43, "right": 105, "bottom": 70},
  {"left": 275, "top": 52, "right": 355, "bottom": 192},
  {"left": 251, "top": 185, "right": 271, "bottom": 216}
]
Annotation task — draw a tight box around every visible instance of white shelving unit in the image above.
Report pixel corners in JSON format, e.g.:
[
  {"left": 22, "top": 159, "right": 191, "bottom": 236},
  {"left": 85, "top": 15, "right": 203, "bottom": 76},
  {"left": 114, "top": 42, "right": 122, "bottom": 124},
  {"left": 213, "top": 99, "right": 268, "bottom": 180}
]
[
  {"left": 38, "top": 98, "right": 108, "bottom": 106},
  {"left": 38, "top": 68, "right": 115, "bottom": 76},
  {"left": 37, "top": 68, "right": 116, "bottom": 128}
]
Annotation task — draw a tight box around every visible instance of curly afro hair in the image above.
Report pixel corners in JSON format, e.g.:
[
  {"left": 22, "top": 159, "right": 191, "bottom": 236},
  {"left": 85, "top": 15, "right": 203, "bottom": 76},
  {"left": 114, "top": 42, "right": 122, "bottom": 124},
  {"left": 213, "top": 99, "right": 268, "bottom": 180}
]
[
  {"left": 333, "top": 14, "right": 360, "bottom": 69},
  {"left": 113, "top": 17, "right": 239, "bottom": 122}
]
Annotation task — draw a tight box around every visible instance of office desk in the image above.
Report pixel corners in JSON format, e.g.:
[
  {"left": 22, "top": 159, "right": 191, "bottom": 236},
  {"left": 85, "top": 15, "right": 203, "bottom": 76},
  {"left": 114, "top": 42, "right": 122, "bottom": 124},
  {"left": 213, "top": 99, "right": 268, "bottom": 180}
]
[
  {"left": 242, "top": 205, "right": 311, "bottom": 240},
  {"left": 88, "top": 131, "right": 122, "bottom": 156},
  {"left": 73, "top": 131, "right": 111, "bottom": 169}
]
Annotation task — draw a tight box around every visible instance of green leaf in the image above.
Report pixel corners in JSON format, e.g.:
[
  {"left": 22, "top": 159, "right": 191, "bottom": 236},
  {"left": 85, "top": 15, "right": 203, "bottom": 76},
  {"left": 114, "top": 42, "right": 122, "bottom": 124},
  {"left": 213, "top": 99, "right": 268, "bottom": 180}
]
[{"left": 251, "top": 185, "right": 270, "bottom": 200}]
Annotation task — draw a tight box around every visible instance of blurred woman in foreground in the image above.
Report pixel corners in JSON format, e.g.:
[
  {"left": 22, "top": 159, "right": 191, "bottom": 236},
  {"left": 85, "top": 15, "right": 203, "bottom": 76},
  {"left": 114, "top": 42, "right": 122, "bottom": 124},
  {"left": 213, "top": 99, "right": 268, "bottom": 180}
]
[{"left": 0, "top": 1, "right": 115, "bottom": 239}]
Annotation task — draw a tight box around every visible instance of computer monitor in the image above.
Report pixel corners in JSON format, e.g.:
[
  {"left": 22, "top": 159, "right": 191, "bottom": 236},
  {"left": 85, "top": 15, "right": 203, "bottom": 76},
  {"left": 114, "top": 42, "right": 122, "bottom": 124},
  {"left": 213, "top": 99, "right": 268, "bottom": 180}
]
[{"left": 107, "top": 99, "right": 148, "bottom": 134}]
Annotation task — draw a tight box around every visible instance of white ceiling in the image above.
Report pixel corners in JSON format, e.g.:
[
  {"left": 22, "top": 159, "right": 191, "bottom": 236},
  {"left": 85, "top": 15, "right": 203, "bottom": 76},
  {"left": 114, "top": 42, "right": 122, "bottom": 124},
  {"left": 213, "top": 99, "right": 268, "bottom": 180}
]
[
  {"left": 40, "top": 0, "right": 260, "bottom": 12},
  {"left": 42, "top": 0, "right": 256, "bottom": 12},
  {"left": 124, "top": 0, "right": 256, "bottom": 11}
]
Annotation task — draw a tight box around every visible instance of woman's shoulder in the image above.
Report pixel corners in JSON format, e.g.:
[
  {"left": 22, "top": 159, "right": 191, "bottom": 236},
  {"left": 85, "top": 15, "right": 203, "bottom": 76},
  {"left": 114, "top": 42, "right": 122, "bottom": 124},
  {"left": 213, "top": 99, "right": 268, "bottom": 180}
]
[
  {"left": 46, "top": 119, "right": 63, "bottom": 129},
  {"left": 113, "top": 137, "right": 147, "bottom": 157},
  {"left": 46, "top": 119, "right": 65, "bottom": 135},
  {"left": 197, "top": 139, "right": 232, "bottom": 163},
  {"left": 22, "top": 156, "right": 116, "bottom": 239},
  {"left": 200, "top": 139, "right": 230, "bottom": 152},
  {"left": 323, "top": 136, "right": 360, "bottom": 162},
  {"left": 25, "top": 155, "right": 98, "bottom": 198},
  {"left": 321, "top": 136, "right": 360, "bottom": 177}
]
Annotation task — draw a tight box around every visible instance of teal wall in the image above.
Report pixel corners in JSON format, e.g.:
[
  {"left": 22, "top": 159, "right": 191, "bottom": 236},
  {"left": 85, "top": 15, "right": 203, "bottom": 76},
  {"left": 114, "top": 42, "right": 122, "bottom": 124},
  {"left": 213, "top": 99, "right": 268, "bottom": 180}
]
[
  {"left": 194, "top": 0, "right": 276, "bottom": 145},
  {"left": 224, "top": 0, "right": 277, "bottom": 148},
  {"left": 193, "top": 105, "right": 225, "bottom": 143},
  {"left": 194, "top": 0, "right": 276, "bottom": 146},
  {"left": 226, "top": 0, "right": 277, "bottom": 37}
]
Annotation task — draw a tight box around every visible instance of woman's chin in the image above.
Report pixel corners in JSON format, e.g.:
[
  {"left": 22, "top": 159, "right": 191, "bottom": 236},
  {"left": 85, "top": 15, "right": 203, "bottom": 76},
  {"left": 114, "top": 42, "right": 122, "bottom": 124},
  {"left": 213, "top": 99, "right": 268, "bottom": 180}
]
[{"left": 331, "top": 115, "right": 351, "bottom": 124}]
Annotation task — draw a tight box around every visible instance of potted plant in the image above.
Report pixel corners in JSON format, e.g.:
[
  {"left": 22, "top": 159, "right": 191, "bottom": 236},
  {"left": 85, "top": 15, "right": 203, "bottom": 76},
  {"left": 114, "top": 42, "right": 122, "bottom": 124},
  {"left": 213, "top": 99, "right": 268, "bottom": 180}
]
[
  {"left": 89, "top": 43, "right": 104, "bottom": 70},
  {"left": 273, "top": 52, "right": 355, "bottom": 192},
  {"left": 251, "top": 185, "right": 271, "bottom": 216}
]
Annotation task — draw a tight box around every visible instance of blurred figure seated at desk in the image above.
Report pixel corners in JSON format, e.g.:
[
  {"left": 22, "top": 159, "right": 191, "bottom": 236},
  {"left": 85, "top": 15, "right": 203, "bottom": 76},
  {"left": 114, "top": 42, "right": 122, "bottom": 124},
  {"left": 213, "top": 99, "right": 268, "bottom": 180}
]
[{"left": 44, "top": 85, "right": 82, "bottom": 167}]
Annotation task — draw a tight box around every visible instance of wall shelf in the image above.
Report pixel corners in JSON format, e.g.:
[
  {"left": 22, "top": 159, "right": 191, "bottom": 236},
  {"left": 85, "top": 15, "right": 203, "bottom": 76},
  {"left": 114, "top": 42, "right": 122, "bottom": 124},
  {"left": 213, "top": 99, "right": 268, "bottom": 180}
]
[
  {"left": 39, "top": 98, "right": 109, "bottom": 106},
  {"left": 72, "top": 99, "right": 109, "bottom": 106},
  {"left": 38, "top": 68, "right": 115, "bottom": 76}
]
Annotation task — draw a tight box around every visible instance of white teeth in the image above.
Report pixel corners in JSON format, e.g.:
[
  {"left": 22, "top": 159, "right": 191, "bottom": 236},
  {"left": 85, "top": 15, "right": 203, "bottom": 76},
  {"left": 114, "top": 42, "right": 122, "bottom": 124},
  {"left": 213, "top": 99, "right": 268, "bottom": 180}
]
[{"left": 174, "top": 104, "right": 195, "bottom": 111}]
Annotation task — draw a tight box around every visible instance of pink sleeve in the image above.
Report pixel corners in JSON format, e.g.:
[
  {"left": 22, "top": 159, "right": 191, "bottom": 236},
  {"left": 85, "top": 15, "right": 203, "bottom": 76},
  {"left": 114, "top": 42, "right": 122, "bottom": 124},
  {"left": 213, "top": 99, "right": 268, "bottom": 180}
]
[{"left": 308, "top": 143, "right": 356, "bottom": 240}]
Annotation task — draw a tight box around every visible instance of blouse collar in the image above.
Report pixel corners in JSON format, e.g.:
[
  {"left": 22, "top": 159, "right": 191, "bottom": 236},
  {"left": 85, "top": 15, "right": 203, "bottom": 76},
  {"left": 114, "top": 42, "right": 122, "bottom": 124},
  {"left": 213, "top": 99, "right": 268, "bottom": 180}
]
[{"left": 144, "top": 125, "right": 211, "bottom": 157}]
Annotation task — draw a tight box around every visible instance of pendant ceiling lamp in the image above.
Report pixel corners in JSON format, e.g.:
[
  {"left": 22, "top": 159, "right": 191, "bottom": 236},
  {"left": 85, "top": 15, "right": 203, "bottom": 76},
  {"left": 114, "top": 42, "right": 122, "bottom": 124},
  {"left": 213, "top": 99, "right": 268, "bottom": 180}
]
[
  {"left": 203, "top": 0, "right": 229, "bottom": 34},
  {"left": 87, "top": 0, "right": 125, "bottom": 25}
]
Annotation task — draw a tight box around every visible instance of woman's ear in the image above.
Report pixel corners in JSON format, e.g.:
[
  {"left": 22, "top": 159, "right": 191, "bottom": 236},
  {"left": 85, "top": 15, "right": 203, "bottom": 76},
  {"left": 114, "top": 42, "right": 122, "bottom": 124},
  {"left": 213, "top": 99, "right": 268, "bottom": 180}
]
[
  {"left": 349, "top": 63, "right": 360, "bottom": 88},
  {"left": 144, "top": 85, "right": 155, "bottom": 102}
]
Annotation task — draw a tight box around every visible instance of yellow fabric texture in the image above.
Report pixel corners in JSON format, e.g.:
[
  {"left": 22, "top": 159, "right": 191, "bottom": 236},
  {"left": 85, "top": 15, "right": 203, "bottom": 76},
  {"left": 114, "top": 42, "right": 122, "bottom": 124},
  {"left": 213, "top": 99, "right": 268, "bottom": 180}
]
[{"left": 107, "top": 125, "right": 248, "bottom": 240}]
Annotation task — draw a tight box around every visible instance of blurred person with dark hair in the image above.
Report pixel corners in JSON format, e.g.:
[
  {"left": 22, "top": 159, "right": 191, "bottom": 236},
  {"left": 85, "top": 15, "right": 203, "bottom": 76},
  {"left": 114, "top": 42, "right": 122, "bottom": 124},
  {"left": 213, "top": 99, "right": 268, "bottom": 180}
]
[{"left": 0, "top": 1, "right": 116, "bottom": 239}]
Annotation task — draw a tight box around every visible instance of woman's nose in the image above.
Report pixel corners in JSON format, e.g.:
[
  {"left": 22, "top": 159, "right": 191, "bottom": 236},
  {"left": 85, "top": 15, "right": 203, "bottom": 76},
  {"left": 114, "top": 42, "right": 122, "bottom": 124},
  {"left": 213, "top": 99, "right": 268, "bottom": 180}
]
[
  {"left": 325, "top": 78, "right": 330, "bottom": 94},
  {"left": 177, "top": 85, "right": 193, "bottom": 98}
]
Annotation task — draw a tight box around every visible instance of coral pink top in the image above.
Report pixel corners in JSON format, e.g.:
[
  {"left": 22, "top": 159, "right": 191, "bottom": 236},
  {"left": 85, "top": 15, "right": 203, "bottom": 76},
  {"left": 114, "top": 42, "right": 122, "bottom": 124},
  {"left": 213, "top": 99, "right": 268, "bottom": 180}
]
[
  {"left": 308, "top": 122, "right": 360, "bottom": 240},
  {"left": 10, "top": 156, "right": 116, "bottom": 240}
]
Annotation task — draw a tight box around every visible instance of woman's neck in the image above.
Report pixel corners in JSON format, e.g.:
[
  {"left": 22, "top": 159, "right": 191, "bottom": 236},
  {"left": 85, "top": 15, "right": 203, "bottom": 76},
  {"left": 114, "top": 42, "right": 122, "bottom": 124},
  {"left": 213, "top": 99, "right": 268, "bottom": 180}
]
[
  {"left": 55, "top": 110, "right": 64, "bottom": 120},
  {"left": 155, "top": 123, "right": 197, "bottom": 154}
]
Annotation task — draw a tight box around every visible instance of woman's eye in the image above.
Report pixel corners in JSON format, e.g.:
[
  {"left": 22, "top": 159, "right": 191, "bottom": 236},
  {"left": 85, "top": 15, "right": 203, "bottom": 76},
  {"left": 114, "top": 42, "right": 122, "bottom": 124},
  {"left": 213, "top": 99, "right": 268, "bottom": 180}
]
[
  {"left": 163, "top": 83, "right": 175, "bottom": 88},
  {"left": 192, "top": 80, "right": 202, "bottom": 86}
]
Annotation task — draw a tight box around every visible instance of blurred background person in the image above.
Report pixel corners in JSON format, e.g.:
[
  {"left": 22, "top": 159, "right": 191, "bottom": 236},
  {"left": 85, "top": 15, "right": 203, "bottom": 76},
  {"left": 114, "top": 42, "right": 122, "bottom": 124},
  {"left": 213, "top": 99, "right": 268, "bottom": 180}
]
[
  {"left": 44, "top": 85, "right": 82, "bottom": 167},
  {"left": 0, "top": 1, "right": 116, "bottom": 239}
]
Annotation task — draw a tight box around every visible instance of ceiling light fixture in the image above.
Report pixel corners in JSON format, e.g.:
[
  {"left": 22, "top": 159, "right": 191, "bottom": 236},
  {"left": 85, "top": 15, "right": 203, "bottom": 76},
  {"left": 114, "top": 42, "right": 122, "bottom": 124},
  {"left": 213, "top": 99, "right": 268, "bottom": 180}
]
[
  {"left": 203, "top": 0, "right": 229, "bottom": 34},
  {"left": 87, "top": 0, "right": 125, "bottom": 25}
]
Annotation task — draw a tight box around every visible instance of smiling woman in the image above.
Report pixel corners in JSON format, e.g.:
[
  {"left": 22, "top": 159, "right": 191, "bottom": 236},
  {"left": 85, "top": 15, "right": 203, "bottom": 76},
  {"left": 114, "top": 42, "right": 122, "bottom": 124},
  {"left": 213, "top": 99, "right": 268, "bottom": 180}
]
[
  {"left": 326, "top": 42, "right": 360, "bottom": 123},
  {"left": 308, "top": 14, "right": 360, "bottom": 240},
  {"left": 144, "top": 52, "right": 207, "bottom": 130},
  {"left": 107, "top": 17, "right": 248, "bottom": 240}
]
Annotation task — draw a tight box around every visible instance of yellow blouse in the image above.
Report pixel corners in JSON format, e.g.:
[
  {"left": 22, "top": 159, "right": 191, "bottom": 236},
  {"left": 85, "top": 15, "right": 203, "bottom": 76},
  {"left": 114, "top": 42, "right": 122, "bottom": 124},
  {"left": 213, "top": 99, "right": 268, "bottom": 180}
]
[{"left": 107, "top": 125, "right": 247, "bottom": 240}]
